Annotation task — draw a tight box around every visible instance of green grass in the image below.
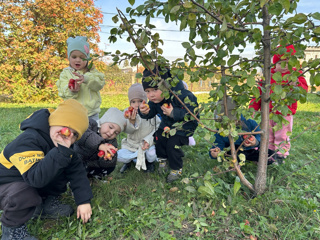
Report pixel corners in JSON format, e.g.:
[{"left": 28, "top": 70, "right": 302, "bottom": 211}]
[{"left": 0, "top": 93, "right": 320, "bottom": 239}]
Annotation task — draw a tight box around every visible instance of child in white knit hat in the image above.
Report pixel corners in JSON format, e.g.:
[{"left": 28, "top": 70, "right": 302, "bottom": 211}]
[
  {"left": 74, "top": 107, "right": 127, "bottom": 180},
  {"left": 117, "top": 83, "right": 161, "bottom": 173},
  {"left": 56, "top": 36, "right": 106, "bottom": 121}
]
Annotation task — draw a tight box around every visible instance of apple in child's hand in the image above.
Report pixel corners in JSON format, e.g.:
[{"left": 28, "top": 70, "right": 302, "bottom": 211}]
[
  {"left": 164, "top": 126, "right": 170, "bottom": 132},
  {"left": 243, "top": 135, "right": 254, "bottom": 141},
  {"left": 110, "top": 149, "right": 117, "bottom": 154},
  {"left": 60, "top": 127, "right": 71, "bottom": 137},
  {"left": 97, "top": 150, "right": 105, "bottom": 157},
  {"left": 128, "top": 106, "right": 134, "bottom": 112},
  {"left": 106, "top": 153, "right": 112, "bottom": 159},
  {"left": 144, "top": 103, "right": 149, "bottom": 109},
  {"left": 124, "top": 110, "right": 130, "bottom": 119},
  {"left": 68, "top": 79, "right": 75, "bottom": 89},
  {"left": 163, "top": 103, "right": 170, "bottom": 108},
  {"left": 213, "top": 148, "right": 219, "bottom": 152}
]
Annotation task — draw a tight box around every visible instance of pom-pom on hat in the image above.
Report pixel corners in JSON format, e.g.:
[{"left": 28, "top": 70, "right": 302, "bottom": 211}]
[
  {"left": 142, "top": 66, "right": 172, "bottom": 90},
  {"left": 67, "top": 36, "right": 90, "bottom": 59},
  {"left": 128, "top": 83, "right": 147, "bottom": 103},
  {"left": 49, "top": 99, "right": 89, "bottom": 140},
  {"left": 272, "top": 45, "right": 296, "bottom": 64},
  {"left": 98, "top": 107, "right": 126, "bottom": 132}
]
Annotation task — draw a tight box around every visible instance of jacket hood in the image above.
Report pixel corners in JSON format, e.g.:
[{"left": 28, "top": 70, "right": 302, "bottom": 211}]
[{"left": 20, "top": 109, "right": 51, "bottom": 134}]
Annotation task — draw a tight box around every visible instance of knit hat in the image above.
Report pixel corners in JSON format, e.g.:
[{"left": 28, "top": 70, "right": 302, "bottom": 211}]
[
  {"left": 142, "top": 66, "right": 172, "bottom": 90},
  {"left": 215, "top": 97, "right": 238, "bottom": 121},
  {"left": 67, "top": 36, "right": 90, "bottom": 58},
  {"left": 98, "top": 107, "right": 126, "bottom": 132},
  {"left": 49, "top": 99, "right": 89, "bottom": 140},
  {"left": 272, "top": 45, "right": 296, "bottom": 64},
  {"left": 128, "top": 83, "right": 148, "bottom": 103}
]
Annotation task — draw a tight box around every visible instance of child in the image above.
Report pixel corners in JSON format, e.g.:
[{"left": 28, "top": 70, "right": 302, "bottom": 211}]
[
  {"left": 117, "top": 83, "right": 161, "bottom": 173},
  {"left": 56, "top": 36, "right": 105, "bottom": 121},
  {"left": 249, "top": 45, "right": 308, "bottom": 163},
  {"left": 209, "top": 98, "right": 275, "bottom": 164},
  {"left": 139, "top": 66, "right": 199, "bottom": 183},
  {"left": 0, "top": 99, "right": 92, "bottom": 239},
  {"left": 74, "top": 107, "right": 126, "bottom": 180}
]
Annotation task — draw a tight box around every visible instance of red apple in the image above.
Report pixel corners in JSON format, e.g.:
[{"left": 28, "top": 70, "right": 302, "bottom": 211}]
[
  {"left": 128, "top": 106, "right": 134, "bottom": 112},
  {"left": 110, "top": 149, "right": 116, "bottom": 154},
  {"left": 97, "top": 150, "right": 105, "bottom": 157},
  {"left": 164, "top": 126, "right": 170, "bottom": 132},
  {"left": 60, "top": 127, "right": 71, "bottom": 137},
  {"left": 249, "top": 136, "right": 254, "bottom": 141},
  {"left": 124, "top": 110, "right": 130, "bottom": 118},
  {"left": 163, "top": 103, "right": 170, "bottom": 108},
  {"left": 68, "top": 79, "right": 75, "bottom": 89}
]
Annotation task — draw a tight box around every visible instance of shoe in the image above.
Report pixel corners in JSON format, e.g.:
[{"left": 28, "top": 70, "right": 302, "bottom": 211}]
[
  {"left": 33, "top": 195, "right": 74, "bottom": 219},
  {"left": 158, "top": 158, "right": 168, "bottom": 175},
  {"left": 275, "top": 154, "right": 286, "bottom": 165},
  {"left": 144, "top": 161, "right": 155, "bottom": 173},
  {"left": 166, "top": 169, "right": 182, "bottom": 183},
  {"left": 120, "top": 162, "right": 132, "bottom": 174},
  {"left": 1, "top": 224, "right": 38, "bottom": 240}
]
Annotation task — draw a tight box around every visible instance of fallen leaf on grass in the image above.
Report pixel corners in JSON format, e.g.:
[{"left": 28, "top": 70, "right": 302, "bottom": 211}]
[
  {"left": 167, "top": 200, "right": 175, "bottom": 204},
  {"left": 169, "top": 187, "right": 179, "bottom": 192}
]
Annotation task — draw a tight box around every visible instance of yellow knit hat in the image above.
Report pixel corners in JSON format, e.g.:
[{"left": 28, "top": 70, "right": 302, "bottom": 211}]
[{"left": 48, "top": 99, "right": 89, "bottom": 140}]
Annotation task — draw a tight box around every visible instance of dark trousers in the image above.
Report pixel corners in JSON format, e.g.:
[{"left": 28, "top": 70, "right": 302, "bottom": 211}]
[
  {"left": 154, "top": 129, "right": 189, "bottom": 170},
  {"left": 239, "top": 148, "right": 275, "bottom": 162},
  {"left": 0, "top": 182, "right": 42, "bottom": 227}
]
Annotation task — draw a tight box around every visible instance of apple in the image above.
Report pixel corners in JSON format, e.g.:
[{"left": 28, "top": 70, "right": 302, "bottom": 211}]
[
  {"left": 106, "top": 153, "right": 112, "bottom": 158},
  {"left": 60, "top": 127, "right": 71, "bottom": 137},
  {"left": 128, "top": 106, "right": 134, "bottom": 112},
  {"left": 68, "top": 79, "right": 75, "bottom": 89},
  {"left": 97, "top": 150, "right": 105, "bottom": 157},
  {"left": 163, "top": 103, "right": 170, "bottom": 108},
  {"left": 243, "top": 135, "right": 254, "bottom": 141},
  {"left": 164, "top": 126, "right": 170, "bottom": 132},
  {"left": 124, "top": 110, "right": 130, "bottom": 118},
  {"left": 110, "top": 149, "right": 116, "bottom": 154},
  {"left": 144, "top": 103, "right": 149, "bottom": 109},
  {"left": 213, "top": 148, "right": 219, "bottom": 152}
]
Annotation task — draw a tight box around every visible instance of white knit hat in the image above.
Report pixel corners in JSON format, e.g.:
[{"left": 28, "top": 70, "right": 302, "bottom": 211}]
[
  {"left": 128, "top": 83, "right": 148, "bottom": 102},
  {"left": 98, "top": 107, "right": 126, "bottom": 132}
]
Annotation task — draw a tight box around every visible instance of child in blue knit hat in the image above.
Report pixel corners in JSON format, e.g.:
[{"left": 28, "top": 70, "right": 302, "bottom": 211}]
[{"left": 56, "top": 36, "right": 106, "bottom": 121}]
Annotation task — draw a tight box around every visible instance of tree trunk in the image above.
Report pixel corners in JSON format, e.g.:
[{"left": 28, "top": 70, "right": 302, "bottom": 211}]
[{"left": 254, "top": 5, "right": 271, "bottom": 195}]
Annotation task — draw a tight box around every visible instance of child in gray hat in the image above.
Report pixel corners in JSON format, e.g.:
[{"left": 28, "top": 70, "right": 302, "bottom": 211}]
[
  {"left": 74, "top": 107, "right": 126, "bottom": 179},
  {"left": 117, "top": 83, "right": 161, "bottom": 173}
]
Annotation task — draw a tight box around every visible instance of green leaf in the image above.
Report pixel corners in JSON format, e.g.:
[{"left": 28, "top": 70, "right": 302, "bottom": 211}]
[
  {"left": 233, "top": 177, "right": 241, "bottom": 196},
  {"left": 280, "top": 0, "right": 290, "bottom": 13},
  {"left": 311, "top": 12, "right": 320, "bottom": 20},
  {"left": 314, "top": 73, "right": 320, "bottom": 86},
  {"left": 269, "top": 3, "right": 282, "bottom": 16},
  {"left": 128, "top": 0, "right": 135, "bottom": 6},
  {"left": 183, "top": 1, "right": 193, "bottom": 8},
  {"left": 247, "top": 76, "right": 255, "bottom": 87},
  {"left": 314, "top": 27, "right": 320, "bottom": 34},
  {"left": 188, "top": 13, "right": 196, "bottom": 20},
  {"left": 260, "top": 0, "right": 267, "bottom": 8},
  {"left": 221, "top": 17, "right": 227, "bottom": 32},
  {"left": 290, "top": 13, "right": 308, "bottom": 24},
  {"left": 182, "top": 42, "right": 191, "bottom": 49},
  {"left": 185, "top": 186, "right": 196, "bottom": 193},
  {"left": 273, "top": 84, "right": 283, "bottom": 95},
  {"left": 170, "top": 5, "right": 180, "bottom": 14}
]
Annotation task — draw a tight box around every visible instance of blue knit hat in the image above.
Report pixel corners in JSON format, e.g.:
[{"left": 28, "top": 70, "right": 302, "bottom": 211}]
[{"left": 67, "top": 36, "right": 90, "bottom": 58}]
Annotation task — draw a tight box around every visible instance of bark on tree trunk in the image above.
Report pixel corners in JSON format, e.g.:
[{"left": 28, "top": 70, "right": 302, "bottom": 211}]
[{"left": 254, "top": 5, "right": 271, "bottom": 195}]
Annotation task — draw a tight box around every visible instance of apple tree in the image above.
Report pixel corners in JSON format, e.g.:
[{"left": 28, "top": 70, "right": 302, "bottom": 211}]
[{"left": 108, "top": 0, "right": 320, "bottom": 195}]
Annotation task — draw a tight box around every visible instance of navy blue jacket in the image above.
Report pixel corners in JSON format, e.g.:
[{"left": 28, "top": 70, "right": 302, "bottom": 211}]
[{"left": 139, "top": 79, "right": 199, "bottom": 137}]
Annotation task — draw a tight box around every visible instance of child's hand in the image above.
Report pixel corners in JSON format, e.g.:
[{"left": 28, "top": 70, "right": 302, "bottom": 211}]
[
  {"left": 161, "top": 103, "right": 173, "bottom": 117},
  {"left": 99, "top": 143, "right": 118, "bottom": 160},
  {"left": 77, "top": 203, "right": 92, "bottom": 224},
  {"left": 210, "top": 147, "right": 220, "bottom": 158},
  {"left": 50, "top": 126, "right": 76, "bottom": 148},
  {"left": 141, "top": 140, "right": 150, "bottom": 150},
  {"left": 128, "top": 109, "right": 137, "bottom": 125},
  {"left": 243, "top": 135, "right": 257, "bottom": 147},
  {"left": 139, "top": 100, "right": 150, "bottom": 115},
  {"left": 73, "top": 72, "right": 85, "bottom": 84}
]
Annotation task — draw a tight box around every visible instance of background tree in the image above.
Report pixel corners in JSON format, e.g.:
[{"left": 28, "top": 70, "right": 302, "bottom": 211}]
[
  {"left": 109, "top": 0, "right": 320, "bottom": 195},
  {"left": 0, "top": 0, "right": 103, "bottom": 102}
]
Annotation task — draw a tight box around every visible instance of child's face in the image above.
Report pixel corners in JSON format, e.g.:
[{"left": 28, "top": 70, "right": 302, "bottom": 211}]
[
  {"left": 130, "top": 98, "right": 144, "bottom": 110},
  {"left": 69, "top": 50, "right": 88, "bottom": 71},
  {"left": 275, "top": 60, "right": 289, "bottom": 73},
  {"left": 145, "top": 88, "right": 164, "bottom": 103},
  {"left": 100, "top": 122, "right": 121, "bottom": 140}
]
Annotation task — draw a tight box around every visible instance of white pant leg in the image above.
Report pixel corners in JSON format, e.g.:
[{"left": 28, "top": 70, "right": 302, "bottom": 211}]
[
  {"left": 117, "top": 148, "right": 138, "bottom": 163},
  {"left": 145, "top": 145, "right": 157, "bottom": 163}
]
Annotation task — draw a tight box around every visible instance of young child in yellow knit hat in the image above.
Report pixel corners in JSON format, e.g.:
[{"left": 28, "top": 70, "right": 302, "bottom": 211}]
[{"left": 0, "top": 99, "right": 92, "bottom": 240}]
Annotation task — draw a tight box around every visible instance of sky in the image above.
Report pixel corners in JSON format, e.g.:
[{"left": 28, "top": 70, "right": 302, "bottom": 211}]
[{"left": 94, "top": 0, "right": 320, "bottom": 63}]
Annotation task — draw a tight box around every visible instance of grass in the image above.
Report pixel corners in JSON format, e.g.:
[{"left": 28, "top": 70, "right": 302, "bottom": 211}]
[{"left": 0, "top": 93, "right": 319, "bottom": 239}]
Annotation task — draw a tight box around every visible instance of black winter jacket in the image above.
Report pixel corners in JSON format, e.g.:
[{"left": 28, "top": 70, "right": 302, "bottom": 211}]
[{"left": 0, "top": 109, "right": 93, "bottom": 205}]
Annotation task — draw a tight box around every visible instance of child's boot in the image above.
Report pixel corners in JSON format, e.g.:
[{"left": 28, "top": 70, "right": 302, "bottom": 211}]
[
  {"left": 120, "top": 161, "right": 132, "bottom": 174},
  {"left": 157, "top": 158, "right": 168, "bottom": 174},
  {"left": 166, "top": 169, "right": 182, "bottom": 183},
  {"left": 1, "top": 224, "right": 38, "bottom": 240},
  {"left": 145, "top": 161, "right": 155, "bottom": 173},
  {"left": 33, "top": 195, "right": 74, "bottom": 219}
]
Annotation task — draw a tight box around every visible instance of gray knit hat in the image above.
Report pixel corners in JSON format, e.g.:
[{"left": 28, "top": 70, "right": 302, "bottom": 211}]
[
  {"left": 215, "top": 97, "right": 238, "bottom": 120},
  {"left": 67, "top": 36, "right": 90, "bottom": 58},
  {"left": 128, "top": 83, "right": 148, "bottom": 103},
  {"left": 98, "top": 107, "right": 126, "bottom": 132}
]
